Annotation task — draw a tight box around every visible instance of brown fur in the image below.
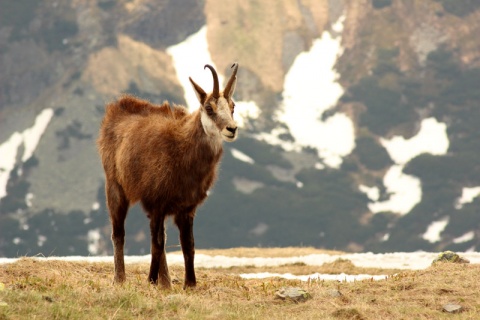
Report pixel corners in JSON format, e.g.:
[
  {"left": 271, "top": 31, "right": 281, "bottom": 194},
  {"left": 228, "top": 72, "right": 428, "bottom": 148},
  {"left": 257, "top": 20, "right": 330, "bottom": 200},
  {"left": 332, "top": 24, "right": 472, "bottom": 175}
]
[{"left": 97, "top": 64, "right": 238, "bottom": 289}]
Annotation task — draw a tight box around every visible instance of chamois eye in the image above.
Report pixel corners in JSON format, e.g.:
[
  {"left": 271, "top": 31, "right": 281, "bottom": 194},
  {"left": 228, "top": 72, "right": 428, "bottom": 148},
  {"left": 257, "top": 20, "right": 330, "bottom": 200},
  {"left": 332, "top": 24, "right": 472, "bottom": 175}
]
[{"left": 205, "top": 104, "right": 214, "bottom": 116}]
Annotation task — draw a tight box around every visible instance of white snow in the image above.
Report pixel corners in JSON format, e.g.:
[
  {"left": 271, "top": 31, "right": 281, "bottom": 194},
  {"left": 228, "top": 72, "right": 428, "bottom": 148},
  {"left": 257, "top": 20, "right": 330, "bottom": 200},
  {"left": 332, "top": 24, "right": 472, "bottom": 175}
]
[
  {"left": 1, "top": 251, "right": 480, "bottom": 282},
  {"left": 0, "top": 108, "right": 54, "bottom": 200},
  {"left": 365, "top": 118, "right": 450, "bottom": 216},
  {"left": 255, "top": 128, "right": 299, "bottom": 152},
  {"left": 88, "top": 229, "right": 102, "bottom": 255},
  {"left": 422, "top": 217, "right": 450, "bottom": 243},
  {"left": 91, "top": 202, "right": 100, "bottom": 211},
  {"left": 25, "top": 193, "right": 34, "bottom": 207},
  {"left": 249, "top": 222, "right": 269, "bottom": 236},
  {"left": 231, "top": 148, "right": 255, "bottom": 164},
  {"left": 240, "top": 272, "right": 387, "bottom": 282},
  {"left": 274, "top": 15, "right": 354, "bottom": 168},
  {"left": 367, "top": 165, "right": 422, "bottom": 215},
  {"left": 455, "top": 186, "right": 480, "bottom": 209},
  {"left": 359, "top": 185, "right": 380, "bottom": 202},
  {"left": 381, "top": 118, "right": 449, "bottom": 165},
  {"left": 167, "top": 26, "right": 218, "bottom": 111},
  {"left": 234, "top": 101, "right": 261, "bottom": 128},
  {"left": 453, "top": 231, "right": 475, "bottom": 244}
]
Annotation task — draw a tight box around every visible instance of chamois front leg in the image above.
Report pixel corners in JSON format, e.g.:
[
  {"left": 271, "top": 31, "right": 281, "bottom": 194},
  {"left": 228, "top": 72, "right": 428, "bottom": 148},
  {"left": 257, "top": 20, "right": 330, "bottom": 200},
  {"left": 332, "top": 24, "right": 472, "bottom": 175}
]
[
  {"left": 176, "top": 210, "right": 196, "bottom": 289},
  {"left": 148, "top": 214, "right": 171, "bottom": 288},
  {"left": 106, "top": 181, "right": 129, "bottom": 284}
]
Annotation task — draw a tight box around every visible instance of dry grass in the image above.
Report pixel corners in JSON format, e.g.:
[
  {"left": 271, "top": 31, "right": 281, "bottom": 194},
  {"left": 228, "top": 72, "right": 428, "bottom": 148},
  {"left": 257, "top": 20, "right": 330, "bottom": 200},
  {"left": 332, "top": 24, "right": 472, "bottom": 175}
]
[
  {"left": 1, "top": 249, "right": 479, "bottom": 319},
  {"left": 180, "top": 246, "right": 345, "bottom": 258}
]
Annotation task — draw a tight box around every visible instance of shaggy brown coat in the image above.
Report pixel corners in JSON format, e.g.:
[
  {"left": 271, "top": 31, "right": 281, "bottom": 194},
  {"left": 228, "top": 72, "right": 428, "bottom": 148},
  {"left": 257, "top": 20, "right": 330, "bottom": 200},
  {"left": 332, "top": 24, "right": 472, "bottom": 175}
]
[{"left": 97, "top": 64, "right": 238, "bottom": 288}]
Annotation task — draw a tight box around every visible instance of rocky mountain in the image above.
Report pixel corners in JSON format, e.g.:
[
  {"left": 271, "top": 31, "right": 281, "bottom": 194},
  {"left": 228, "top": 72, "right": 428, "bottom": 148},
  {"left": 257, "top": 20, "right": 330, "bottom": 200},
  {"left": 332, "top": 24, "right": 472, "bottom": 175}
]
[{"left": 1, "top": 0, "right": 480, "bottom": 257}]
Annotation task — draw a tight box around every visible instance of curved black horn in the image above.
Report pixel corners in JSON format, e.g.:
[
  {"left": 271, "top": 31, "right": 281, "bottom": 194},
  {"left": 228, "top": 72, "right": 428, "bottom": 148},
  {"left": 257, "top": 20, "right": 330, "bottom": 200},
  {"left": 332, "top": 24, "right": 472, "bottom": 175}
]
[
  {"left": 204, "top": 64, "right": 220, "bottom": 99},
  {"left": 224, "top": 62, "right": 238, "bottom": 98}
]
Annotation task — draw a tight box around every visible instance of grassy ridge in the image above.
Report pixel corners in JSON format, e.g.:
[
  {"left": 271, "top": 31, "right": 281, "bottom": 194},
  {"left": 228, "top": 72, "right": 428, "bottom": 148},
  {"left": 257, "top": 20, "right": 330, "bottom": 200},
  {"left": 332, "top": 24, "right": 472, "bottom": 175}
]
[{"left": 1, "top": 249, "right": 479, "bottom": 319}]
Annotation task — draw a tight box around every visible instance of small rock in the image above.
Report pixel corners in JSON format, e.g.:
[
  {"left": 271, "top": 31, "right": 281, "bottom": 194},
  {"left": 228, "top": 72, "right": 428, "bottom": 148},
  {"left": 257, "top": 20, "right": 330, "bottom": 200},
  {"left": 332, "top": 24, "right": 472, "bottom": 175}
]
[
  {"left": 432, "top": 251, "right": 469, "bottom": 265},
  {"left": 275, "top": 287, "right": 311, "bottom": 302},
  {"left": 443, "top": 303, "right": 463, "bottom": 313},
  {"left": 326, "top": 289, "right": 343, "bottom": 297}
]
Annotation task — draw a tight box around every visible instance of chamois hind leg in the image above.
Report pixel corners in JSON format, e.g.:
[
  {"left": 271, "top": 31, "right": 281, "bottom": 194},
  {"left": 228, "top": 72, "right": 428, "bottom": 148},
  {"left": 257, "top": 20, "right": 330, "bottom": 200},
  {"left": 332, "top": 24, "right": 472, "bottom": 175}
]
[
  {"left": 106, "top": 180, "right": 129, "bottom": 284},
  {"left": 148, "top": 213, "right": 171, "bottom": 288},
  {"left": 175, "top": 207, "right": 196, "bottom": 289}
]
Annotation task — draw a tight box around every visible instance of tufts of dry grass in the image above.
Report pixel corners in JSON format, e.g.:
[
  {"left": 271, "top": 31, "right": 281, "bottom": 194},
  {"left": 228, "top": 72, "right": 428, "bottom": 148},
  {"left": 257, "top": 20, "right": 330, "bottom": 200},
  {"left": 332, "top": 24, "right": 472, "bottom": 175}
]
[{"left": 1, "top": 249, "right": 480, "bottom": 319}]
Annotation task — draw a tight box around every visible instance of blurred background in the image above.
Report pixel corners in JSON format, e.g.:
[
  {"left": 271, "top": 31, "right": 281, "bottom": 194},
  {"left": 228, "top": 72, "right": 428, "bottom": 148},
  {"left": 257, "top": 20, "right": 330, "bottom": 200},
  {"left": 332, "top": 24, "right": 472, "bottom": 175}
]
[{"left": 1, "top": 0, "right": 480, "bottom": 257}]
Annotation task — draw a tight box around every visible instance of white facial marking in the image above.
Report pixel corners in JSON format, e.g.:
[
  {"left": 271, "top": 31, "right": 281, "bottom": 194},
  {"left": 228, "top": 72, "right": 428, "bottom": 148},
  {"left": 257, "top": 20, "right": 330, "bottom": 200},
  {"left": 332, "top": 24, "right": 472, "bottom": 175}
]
[
  {"left": 201, "top": 111, "right": 221, "bottom": 138},
  {"left": 217, "top": 97, "right": 237, "bottom": 141}
]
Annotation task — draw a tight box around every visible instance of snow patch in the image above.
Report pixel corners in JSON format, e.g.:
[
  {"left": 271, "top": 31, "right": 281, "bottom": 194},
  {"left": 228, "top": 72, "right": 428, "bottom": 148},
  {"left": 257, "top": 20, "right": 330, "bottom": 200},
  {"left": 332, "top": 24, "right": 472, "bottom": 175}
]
[
  {"left": 25, "top": 193, "right": 34, "bottom": 207},
  {"left": 88, "top": 229, "right": 102, "bottom": 255},
  {"left": 275, "top": 15, "right": 354, "bottom": 168},
  {"left": 232, "top": 177, "right": 264, "bottom": 194},
  {"left": 422, "top": 217, "right": 449, "bottom": 243},
  {"left": 235, "top": 101, "right": 261, "bottom": 128},
  {"left": 255, "top": 128, "right": 299, "bottom": 153},
  {"left": 91, "top": 202, "right": 100, "bottom": 211},
  {"left": 381, "top": 117, "right": 449, "bottom": 165},
  {"left": 231, "top": 148, "right": 255, "bottom": 164},
  {"left": 240, "top": 272, "right": 387, "bottom": 282},
  {"left": 455, "top": 187, "right": 480, "bottom": 209},
  {"left": 359, "top": 185, "right": 380, "bottom": 202},
  {"left": 0, "top": 108, "right": 54, "bottom": 199},
  {"left": 167, "top": 26, "right": 220, "bottom": 111},
  {"left": 453, "top": 231, "right": 475, "bottom": 244},
  {"left": 250, "top": 222, "right": 269, "bottom": 236},
  {"left": 368, "top": 165, "right": 422, "bottom": 215},
  {"left": 367, "top": 118, "right": 449, "bottom": 215}
]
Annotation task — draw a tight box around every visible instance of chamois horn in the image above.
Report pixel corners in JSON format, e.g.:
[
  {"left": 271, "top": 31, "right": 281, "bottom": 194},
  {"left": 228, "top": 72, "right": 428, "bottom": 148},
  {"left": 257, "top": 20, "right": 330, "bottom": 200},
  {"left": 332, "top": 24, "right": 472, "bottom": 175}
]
[
  {"left": 204, "top": 64, "right": 220, "bottom": 99},
  {"left": 223, "top": 62, "right": 238, "bottom": 98}
]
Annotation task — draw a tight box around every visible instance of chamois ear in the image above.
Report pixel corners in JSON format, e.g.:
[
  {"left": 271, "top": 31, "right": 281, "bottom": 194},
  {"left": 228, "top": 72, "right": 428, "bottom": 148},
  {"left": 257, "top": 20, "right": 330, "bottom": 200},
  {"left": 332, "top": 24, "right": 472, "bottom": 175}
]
[{"left": 189, "top": 77, "right": 207, "bottom": 104}]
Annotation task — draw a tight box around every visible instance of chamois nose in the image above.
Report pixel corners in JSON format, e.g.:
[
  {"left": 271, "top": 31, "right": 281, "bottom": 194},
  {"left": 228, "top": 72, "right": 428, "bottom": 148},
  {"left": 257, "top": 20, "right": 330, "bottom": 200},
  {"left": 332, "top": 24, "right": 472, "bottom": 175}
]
[{"left": 226, "top": 126, "right": 237, "bottom": 134}]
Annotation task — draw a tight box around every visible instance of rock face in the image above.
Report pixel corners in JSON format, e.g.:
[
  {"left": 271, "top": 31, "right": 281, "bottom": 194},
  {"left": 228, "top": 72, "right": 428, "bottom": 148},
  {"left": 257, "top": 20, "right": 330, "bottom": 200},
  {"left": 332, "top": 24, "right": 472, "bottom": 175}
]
[
  {"left": 1, "top": 1, "right": 480, "bottom": 257},
  {"left": 442, "top": 303, "right": 463, "bottom": 314},
  {"left": 275, "top": 287, "right": 311, "bottom": 302}
]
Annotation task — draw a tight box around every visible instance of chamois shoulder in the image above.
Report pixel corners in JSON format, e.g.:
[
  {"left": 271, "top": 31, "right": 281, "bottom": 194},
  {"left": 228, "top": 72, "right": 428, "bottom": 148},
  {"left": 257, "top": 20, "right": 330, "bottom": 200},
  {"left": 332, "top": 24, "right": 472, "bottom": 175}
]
[{"left": 109, "top": 95, "right": 188, "bottom": 119}]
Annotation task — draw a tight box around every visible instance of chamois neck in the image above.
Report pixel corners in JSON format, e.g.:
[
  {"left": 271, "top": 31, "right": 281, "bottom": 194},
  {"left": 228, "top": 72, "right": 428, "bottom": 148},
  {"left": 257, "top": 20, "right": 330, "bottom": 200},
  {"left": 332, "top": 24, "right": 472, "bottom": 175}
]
[{"left": 185, "top": 109, "right": 223, "bottom": 155}]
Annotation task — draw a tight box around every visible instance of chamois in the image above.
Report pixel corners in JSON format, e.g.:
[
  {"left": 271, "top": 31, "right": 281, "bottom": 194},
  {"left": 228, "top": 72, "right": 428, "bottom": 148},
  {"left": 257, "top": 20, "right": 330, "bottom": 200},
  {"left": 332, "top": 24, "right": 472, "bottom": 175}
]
[{"left": 97, "top": 63, "right": 239, "bottom": 288}]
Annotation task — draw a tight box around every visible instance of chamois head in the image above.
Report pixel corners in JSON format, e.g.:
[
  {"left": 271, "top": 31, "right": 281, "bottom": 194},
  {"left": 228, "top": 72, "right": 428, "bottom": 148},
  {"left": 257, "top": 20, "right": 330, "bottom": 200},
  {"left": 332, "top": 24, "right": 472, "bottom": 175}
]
[{"left": 189, "top": 63, "right": 238, "bottom": 142}]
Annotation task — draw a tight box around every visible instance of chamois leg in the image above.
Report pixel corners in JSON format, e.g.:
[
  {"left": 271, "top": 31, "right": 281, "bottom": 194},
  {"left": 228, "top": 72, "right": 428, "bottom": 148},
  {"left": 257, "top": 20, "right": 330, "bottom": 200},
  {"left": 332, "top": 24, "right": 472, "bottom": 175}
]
[
  {"left": 148, "top": 214, "right": 171, "bottom": 288},
  {"left": 106, "top": 181, "right": 129, "bottom": 284},
  {"left": 175, "top": 210, "right": 196, "bottom": 289}
]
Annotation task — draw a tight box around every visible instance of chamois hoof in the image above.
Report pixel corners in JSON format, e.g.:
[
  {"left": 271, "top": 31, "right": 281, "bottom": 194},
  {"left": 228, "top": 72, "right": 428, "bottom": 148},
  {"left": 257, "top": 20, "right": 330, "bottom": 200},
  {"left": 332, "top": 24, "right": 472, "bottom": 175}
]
[{"left": 183, "top": 282, "right": 197, "bottom": 290}]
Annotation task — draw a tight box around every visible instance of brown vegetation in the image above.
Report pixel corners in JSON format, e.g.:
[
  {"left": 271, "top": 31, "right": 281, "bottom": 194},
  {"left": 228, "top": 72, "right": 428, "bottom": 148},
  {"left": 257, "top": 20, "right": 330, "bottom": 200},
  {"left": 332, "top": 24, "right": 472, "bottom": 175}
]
[{"left": 1, "top": 250, "right": 479, "bottom": 319}]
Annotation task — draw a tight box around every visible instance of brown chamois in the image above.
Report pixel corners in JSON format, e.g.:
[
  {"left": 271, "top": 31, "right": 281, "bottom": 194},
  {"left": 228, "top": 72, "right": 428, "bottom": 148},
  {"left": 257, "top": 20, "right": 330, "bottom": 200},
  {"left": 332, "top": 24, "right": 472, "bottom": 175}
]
[{"left": 97, "top": 63, "right": 239, "bottom": 288}]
